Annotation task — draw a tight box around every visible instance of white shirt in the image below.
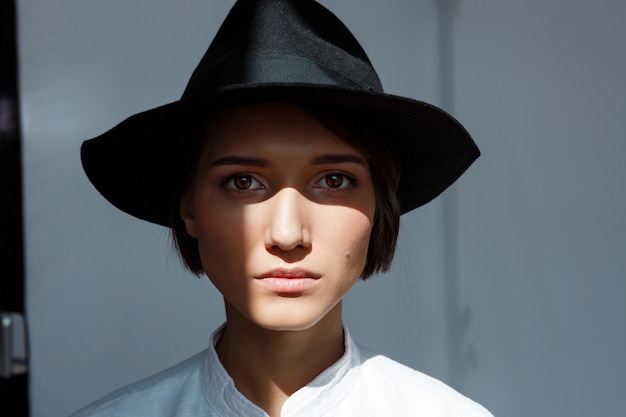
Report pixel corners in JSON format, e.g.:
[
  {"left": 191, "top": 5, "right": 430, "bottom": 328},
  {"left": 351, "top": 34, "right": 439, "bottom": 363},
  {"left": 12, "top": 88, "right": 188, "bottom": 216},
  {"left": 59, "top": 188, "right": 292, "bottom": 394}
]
[{"left": 70, "top": 325, "right": 494, "bottom": 416}]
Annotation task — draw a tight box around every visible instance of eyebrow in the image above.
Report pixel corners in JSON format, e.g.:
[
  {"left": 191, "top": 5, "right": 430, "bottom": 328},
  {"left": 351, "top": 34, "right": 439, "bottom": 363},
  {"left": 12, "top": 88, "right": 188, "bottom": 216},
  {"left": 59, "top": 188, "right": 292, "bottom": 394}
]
[
  {"left": 311, "top": 154, "right": 367, "bottom": 166},
  {"left": 210, "top": 153, "right": 367, "bottom": 167},
  {"left": 210, "top": 156, "right": 269, "bottom": 167}
]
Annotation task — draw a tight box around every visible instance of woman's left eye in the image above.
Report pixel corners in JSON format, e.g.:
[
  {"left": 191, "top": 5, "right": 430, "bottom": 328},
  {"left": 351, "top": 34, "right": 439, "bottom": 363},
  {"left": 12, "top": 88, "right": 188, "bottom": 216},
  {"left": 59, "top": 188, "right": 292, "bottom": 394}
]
[{"left": 315, "top": 173, "right": 357, "bottom": 190}]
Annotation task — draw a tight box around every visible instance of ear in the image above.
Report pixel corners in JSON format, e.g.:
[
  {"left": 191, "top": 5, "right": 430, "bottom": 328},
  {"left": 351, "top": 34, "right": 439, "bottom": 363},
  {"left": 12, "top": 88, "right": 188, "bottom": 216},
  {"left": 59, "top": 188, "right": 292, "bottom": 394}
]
[{"left": 179, "top": 190, "right": 199, "bottom": 238}]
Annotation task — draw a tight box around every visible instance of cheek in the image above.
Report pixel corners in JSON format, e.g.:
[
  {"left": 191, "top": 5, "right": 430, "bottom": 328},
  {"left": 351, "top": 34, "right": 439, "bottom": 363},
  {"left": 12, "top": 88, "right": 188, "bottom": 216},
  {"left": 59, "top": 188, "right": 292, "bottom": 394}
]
[
  {"left": 193, "top": 205, "right": 260, "bottom": 261},
  {"left": 322, "top": 208, "right": 373, "bottom": 265},
  {"left": 196, "top": 220, "right": 231, "bottom": 254},
  {"left": 193, "top": 210, "right": 245, "bottom": 287},
  {"left": 325, "top": 212, "right": 372, "bottom": 295}
]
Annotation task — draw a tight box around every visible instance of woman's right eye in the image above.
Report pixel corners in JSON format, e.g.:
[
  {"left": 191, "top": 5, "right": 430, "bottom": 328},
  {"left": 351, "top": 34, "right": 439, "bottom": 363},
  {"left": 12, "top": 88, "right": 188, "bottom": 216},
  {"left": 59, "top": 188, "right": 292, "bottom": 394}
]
[{"left": 222, "top": 174, "right": 264, "bottom": 191}]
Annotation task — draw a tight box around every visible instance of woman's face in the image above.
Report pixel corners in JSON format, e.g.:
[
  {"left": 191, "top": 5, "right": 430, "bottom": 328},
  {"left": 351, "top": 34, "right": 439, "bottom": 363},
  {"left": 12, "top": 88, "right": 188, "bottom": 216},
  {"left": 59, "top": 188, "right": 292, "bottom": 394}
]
[{"left": 180, "top": 103, "right": 375, "bottom": 331}]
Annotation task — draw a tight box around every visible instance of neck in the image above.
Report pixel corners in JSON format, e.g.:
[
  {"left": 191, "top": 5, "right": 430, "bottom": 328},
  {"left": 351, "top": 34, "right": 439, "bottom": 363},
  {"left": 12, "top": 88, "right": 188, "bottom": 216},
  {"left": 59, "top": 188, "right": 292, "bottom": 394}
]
[{"left": 215, "top": 302, "right": 345, "bottom": 417}]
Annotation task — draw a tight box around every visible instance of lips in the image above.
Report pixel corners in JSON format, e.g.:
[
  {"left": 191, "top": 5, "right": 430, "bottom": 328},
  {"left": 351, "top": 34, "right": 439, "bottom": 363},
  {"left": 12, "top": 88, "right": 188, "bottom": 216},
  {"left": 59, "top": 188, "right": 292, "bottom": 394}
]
[
  {"left": 256, "top": 268, "right": 321, "bottom": 279},
  {"left": 255, "top": 268, "right": 321, "bottom": 293}
]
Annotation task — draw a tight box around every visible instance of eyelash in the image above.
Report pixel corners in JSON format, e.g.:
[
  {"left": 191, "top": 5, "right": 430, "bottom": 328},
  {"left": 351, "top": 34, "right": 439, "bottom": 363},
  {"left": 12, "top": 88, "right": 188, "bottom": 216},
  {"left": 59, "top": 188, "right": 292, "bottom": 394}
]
[
  {"left": 314, "top": 172, "right": 358, "bottom": 190},
  {"left": 220, "top": 172, "right": 264, "bottom": 191},
  {"left": 220, "top": 172, "right": 358, "bottom": 192}
]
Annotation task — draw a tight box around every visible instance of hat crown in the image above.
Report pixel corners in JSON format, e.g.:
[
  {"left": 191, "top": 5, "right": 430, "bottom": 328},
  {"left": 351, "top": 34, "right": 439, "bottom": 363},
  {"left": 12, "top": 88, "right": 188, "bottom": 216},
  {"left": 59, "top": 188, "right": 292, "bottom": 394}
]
[
  {"left": 81, "top": 0, "right": 479, "bottom": 227},
  {"left": 182, "top": 0, "right": 383, "bottom": 98}
]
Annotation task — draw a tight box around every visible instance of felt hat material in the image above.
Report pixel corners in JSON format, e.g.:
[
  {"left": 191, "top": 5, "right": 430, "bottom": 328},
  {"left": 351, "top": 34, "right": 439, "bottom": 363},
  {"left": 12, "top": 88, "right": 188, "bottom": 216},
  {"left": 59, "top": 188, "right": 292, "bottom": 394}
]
[{"left": 81, "top": 0, "right": 479, "bottom": 226}]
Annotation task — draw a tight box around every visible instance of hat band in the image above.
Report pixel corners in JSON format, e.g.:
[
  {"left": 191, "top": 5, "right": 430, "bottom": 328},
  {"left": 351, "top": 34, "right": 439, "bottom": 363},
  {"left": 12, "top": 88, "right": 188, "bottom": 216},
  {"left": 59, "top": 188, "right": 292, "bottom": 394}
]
[{"left": 182, "top": 54, "right": 382, "bottom": 99}]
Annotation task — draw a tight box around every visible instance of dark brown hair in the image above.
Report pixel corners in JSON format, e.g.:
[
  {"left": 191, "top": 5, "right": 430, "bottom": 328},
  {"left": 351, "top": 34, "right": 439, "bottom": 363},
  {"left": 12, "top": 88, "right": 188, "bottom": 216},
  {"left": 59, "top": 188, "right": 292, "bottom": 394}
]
[{"left": 169, "top": 104, "right": 401, "bottom": 280}]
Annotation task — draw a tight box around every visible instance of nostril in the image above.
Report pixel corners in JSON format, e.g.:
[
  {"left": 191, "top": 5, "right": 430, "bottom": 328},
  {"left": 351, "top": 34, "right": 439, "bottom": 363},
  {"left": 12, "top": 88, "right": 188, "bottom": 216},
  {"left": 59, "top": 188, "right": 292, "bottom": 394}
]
[
  {"left": 267, "top": 237, "right": 304, "bottom": 252},
  {"left": 266, "top": 241, "right": 312, "bottom": 262}
]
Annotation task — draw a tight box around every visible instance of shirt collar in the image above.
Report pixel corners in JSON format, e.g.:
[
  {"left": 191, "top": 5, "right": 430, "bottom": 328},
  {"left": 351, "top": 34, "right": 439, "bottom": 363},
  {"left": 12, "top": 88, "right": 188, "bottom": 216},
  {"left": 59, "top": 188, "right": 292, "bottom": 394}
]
[{"left": 201, "top": 323, "right": 362, "bottom": 417}]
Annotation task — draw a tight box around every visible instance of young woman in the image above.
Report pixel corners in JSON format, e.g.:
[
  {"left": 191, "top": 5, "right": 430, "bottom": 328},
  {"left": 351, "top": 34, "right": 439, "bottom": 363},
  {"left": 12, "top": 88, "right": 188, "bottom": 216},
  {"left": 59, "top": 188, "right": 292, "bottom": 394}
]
[{"left": 73, "top": 0, "right": 493, "bottom": 416}]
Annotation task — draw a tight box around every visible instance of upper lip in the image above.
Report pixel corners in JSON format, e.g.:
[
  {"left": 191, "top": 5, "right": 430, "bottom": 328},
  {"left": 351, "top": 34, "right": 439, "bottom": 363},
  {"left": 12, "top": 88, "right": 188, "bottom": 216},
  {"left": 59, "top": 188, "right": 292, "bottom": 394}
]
[{"left": 255, "top": 268, "right": 321, "bottom": 279}]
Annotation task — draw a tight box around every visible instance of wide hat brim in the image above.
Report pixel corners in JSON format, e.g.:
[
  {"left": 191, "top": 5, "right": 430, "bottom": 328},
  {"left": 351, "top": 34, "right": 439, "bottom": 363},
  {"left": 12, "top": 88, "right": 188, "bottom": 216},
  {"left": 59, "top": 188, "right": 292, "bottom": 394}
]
[
  {"left": 81, "top": 84, "right": 478, "bottom": 226},
  {"left": 80, "top": 0, "right": 479, "bottom": 227}
]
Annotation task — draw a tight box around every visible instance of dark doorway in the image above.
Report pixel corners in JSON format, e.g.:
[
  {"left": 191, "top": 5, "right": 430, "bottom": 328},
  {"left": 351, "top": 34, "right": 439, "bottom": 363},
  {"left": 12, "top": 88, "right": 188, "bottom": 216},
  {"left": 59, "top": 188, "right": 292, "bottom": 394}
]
[{"left": 1, "top": 0, "right": 29, "bottom": 415}]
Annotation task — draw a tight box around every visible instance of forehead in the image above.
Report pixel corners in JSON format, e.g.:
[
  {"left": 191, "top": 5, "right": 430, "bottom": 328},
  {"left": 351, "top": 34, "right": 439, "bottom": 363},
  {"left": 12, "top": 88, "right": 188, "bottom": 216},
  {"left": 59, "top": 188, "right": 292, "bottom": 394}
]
[{"left": 199, "top": 103, "right": 363, "bottom": 159}]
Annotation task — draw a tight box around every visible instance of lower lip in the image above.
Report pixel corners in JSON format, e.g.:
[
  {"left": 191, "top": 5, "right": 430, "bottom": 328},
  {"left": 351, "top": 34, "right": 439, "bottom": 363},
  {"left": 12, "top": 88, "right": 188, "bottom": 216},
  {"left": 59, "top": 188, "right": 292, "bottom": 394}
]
[{"left": 256, "top": 277, "right": 319, "bottom": 293}]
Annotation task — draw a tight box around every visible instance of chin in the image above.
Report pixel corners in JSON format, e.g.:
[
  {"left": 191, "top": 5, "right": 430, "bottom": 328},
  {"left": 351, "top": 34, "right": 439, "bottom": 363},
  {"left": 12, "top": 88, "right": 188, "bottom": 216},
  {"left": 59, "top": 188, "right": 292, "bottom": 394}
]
[
  {"left": 248, "top": 301, "right": 341, "bottom": 333},
  {"left": 252, "top": 313, "right": 325, "bottom": 332}
]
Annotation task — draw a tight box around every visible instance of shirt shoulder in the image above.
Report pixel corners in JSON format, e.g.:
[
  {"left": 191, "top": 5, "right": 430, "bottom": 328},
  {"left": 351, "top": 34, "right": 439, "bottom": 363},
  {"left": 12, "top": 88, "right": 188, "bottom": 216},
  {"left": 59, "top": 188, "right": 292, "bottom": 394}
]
[
  {"left": 69, "top": 349, "right": 211, "bottom": 417},
  {"left": 352, "top": 344, "right": 494, "bottom": 417}
]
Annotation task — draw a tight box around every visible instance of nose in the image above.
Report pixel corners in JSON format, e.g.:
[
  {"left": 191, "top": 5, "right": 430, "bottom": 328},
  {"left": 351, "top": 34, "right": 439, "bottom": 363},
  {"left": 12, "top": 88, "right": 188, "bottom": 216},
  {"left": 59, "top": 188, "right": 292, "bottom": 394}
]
[{"left": 264, "top": 187, "right": 311, "bottom": 253}]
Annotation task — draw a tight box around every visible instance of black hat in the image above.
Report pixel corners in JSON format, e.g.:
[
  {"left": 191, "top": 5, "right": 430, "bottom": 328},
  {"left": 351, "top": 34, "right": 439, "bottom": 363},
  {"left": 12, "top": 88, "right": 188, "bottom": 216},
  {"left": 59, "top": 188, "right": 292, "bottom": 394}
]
[{"left": 81, "top": 0, "right": 479, "bottom": 226}]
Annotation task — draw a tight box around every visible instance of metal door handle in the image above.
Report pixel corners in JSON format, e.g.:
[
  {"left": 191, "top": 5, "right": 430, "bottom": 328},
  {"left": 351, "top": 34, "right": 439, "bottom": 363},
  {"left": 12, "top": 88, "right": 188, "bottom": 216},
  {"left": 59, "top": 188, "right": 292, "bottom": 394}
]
[{"left": 0, "top": 312, "right": 28, "bottom": 379}]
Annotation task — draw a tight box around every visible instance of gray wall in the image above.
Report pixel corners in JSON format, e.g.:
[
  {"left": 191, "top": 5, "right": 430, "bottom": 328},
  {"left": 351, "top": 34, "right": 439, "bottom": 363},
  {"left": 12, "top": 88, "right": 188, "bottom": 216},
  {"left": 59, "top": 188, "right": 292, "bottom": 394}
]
[
  {"left": 17, "top": 1, "right": 626, "bottom": 416},
  {"left": 450, "top": 1, "right": 626, "bottom": 414}
]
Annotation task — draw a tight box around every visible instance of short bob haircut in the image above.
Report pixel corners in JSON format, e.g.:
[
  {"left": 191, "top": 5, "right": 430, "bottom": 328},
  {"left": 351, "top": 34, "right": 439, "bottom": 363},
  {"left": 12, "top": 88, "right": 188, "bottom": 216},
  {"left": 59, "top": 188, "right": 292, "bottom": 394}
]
[{"left": 169, "top": 104, "right": 401, "bottom": 280}]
